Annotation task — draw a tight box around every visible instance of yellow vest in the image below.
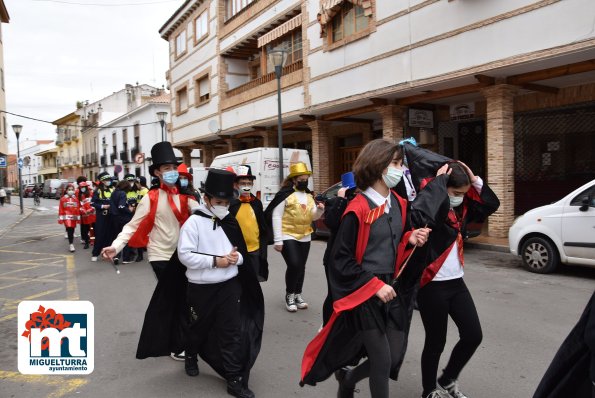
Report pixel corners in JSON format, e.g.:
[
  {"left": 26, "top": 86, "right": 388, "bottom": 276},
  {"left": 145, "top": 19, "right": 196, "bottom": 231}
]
[
  {"left": 99, "top": 188, "right": 112, "bottom": 200},
  {"left": 282, "top": 192, "right": 315, "bottom": 239},
  {"left": 236, "top": 203, "right": 260, "bottom": 252}
]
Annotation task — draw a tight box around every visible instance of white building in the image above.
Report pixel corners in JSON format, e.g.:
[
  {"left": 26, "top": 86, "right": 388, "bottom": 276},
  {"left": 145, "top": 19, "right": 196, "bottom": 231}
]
[
  {"left": 18, "top": 139, "right": 54, "bottom": 184},
  {"left": 160, "top": 0, "right": 595, "bottom": 237}
]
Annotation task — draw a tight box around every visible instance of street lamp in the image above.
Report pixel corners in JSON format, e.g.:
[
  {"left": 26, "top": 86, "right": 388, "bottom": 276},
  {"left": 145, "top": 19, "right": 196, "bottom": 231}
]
[
  {"left": 12, "top": 124, "right": 24, "bottom": 215},
  {"left": 268, "top": 49, "right": 288, "bottom": 184},
  {"left": 157, "top": 111, "right": 168, "bottom": 142}
]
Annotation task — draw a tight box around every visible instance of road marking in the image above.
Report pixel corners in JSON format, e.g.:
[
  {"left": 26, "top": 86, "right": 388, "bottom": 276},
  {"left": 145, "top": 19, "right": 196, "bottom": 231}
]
[
  {"left": 0, "top": 272, "right": 64, "bottom": 290},
  {"left": 0, "top": 370, "right": 88, "bottom": 398},
  {"left": 1, "top": 288, "right": 64, "bottom": 315},
  {"left": 66, "top": 255, "right": 79, "bottom": 300}
]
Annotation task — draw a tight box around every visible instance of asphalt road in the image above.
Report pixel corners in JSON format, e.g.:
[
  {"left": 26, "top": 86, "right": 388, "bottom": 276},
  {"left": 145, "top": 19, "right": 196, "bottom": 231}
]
[{"left": 0, "top": 203, "right": 593, "bottom": 398}]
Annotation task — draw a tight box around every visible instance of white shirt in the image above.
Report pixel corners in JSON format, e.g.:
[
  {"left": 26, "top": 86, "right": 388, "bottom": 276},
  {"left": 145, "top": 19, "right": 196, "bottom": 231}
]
[
  {"left": 177, "top": 203, "right": 243, "bottom": 284},
  {"left": 272, "top": 190, "right": 323, "bottom": 244},
  {"left": 362, "top": 186, "right": 391, "bottom": 213},
  {"left": 434, "top": 177, "right": 484, "bottom": 281}
]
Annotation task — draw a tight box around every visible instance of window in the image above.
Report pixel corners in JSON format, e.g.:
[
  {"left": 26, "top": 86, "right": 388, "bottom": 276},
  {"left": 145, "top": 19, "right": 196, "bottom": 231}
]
[
  {"left": 225, "top": 0, "right": 254, "bottom": 21},
  {"left": 570, "top": 186, "right": 595, "bottom": 207},
  {"left": 195, "top": 11, "right": 208, "bottom": 43},
  {"left": 195, "top": 75, "right": 210, "bottom": 105},
  {"left": 331, "top": 2, "right": 369, "bottom": 43},
  {"left": 175, "top": 29, "right": 187, "bottom": 57},
  {"left": 266, "top": 29, "right": 302, "bottom": 72},
  {"left": 176, "top": 85, "right": 189, "bottom": 114}
]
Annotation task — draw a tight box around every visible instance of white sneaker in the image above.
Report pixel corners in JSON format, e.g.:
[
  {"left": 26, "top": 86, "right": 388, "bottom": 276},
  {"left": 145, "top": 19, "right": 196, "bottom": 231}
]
[
  {"left": 91, "top": 256, "right": 98, "bottom": 262},
  {"left": 294, "top": 293, "right": 308, "bottom": 309},
  {"left": 170, "top": 351, "right": 185, "bottom": 361},
  {"left": 69, "top": 244, "right": 75, "bottom": 253},
  {"left": 285, "top": 293, "right": 297, "bottom": 312},
  {"left": 439, "top": 380, "right": 468, "bottom": 398},
  {"left": 422, "top": 387, "right": 452, "bottom": 398},
  {"left": 64, "top": 232, "right": 68, "bottom": 239}
]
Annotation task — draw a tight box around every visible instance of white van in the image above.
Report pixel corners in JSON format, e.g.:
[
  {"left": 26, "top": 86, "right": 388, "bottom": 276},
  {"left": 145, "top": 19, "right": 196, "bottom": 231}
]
[
  {"left": 42, "top": 179, "right": 69, "bottom": 199},
  {"left": 209, "top": 147, "right": 313, "bottom": 209}
]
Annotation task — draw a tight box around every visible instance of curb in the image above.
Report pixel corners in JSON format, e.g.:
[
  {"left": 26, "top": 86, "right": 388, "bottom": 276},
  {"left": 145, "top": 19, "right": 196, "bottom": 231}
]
[
  {"left": 0, "top": 207, "right": 35, "bottom": 239},
  {"left": 465, "top": 241, "right": 510, "bottom": 254}
]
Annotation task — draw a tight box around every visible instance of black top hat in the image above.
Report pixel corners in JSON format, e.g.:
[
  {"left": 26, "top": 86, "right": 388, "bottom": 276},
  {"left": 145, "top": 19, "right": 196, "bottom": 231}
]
[
  {"left": 235, "top": 164, "right": 256, "bottom": 181},
  {"left": 204, "top": 169, "right": 235, "bottom": 200},
  {"left": 149, "top": 142, "right": 180, "bottom": 176}
]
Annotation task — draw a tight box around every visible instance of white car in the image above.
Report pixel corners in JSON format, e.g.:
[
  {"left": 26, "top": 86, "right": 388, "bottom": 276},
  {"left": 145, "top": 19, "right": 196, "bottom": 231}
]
[{"left": 509, "top": 179, "right": 595, "bottom": 273}]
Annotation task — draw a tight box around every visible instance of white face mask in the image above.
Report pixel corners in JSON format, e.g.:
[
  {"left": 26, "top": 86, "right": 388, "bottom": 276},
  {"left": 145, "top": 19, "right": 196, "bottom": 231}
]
[
  {"left": 210, "top": 204, "right": 229, "bottom": 219},
  {"left": 382, "top": 166, "right": 403, "bottom": 188},
  {"left": 239, "top": 185, "right": 252, "bottom": 194},
  {"left": 67, "top": 191, "right": 75, "bottom": 197},
  {"left": 449, "top": 195, "right": 464, "bottom": 208}
]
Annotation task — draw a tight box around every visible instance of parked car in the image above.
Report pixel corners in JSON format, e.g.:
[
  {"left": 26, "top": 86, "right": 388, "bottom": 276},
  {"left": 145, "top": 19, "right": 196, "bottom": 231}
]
[
  {"left": 23, "top": 184, "right": 36, "bottom": 198},
  {"left": 509, "top": 179, "right": 595, "bottom": 273},
  {"left": 43, "top": 179, "right": 68, "bottom": 198},
  {"left": 54, "top": 182, "right": 71, "bottom": 199}
]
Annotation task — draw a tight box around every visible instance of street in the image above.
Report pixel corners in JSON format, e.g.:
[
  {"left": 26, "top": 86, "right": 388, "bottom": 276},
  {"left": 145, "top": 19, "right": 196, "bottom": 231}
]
[{"left": 0, "top": 199, "right": 594, "bottom": 398}]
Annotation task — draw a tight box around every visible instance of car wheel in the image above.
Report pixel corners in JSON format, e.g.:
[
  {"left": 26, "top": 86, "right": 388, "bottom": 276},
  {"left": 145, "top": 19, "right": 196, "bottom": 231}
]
[{"left": 520, "top": 237, "right": 560, "bottom": 274}]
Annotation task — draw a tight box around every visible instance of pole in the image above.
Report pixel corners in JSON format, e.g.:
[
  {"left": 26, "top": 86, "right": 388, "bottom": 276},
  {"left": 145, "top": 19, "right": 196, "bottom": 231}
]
[
  {"left": 16, "top": 138, "right": 23, "bottom": 215},
  {"left": 275, "top": 65, "right": 283, "bottom": 184},
  {"left": 160, "top": 120, "right": 165, "bottom": 142}
]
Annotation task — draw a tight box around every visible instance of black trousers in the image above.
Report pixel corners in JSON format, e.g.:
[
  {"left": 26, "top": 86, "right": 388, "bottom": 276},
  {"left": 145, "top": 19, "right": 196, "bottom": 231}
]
[
  {"left": 92, "top": 214, "right": 111, "bottom": 257},
  {"left": 80, "top": 223, "right": 90, "bottom": 244},
  {"left": 187, "top": 277, "right": 243, "bottom": 379},
  {"left": 281, "top": 239, "right": 310, "bottom": 294},
  {"left": 417, "top": 278, "right": 483, "bottom": 393},
  {"left": 65, "top": 227, "right": 75, "bottom": 244}
]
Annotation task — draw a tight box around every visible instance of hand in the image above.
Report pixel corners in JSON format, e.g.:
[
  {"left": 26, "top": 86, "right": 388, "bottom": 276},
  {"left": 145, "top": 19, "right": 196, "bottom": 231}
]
[
  {"left": 457, "top": 161, "right": 478, "bottom": 183},
  {"left": 102, "top": 204, "right": 110, "bottom": 209},
  {"left": 409, "top": 227, "right": 432, "bottom": 246},
  {"left": 215, "top": 256, "right": 230, "bottom": 268},
  {"left": 226, "top": 247, "right": 239, "bottom": 265},
  {"left": 436, "top": 163, "right": 452, "bottom": 177},
  {"left": 337, "top": 187, "right": 348, "bottom": 198},
  {"left": 317, "top": 202, "right": 325, "bottom": 210},
  {"left": 375, "top": 284, "right": 396, "bottom": 303},
  {"left": 274, "top": 244, "right": 283, "bottom": 252},
  {"left": 101, "top": 246, "right": 117, "bottom": 261}
]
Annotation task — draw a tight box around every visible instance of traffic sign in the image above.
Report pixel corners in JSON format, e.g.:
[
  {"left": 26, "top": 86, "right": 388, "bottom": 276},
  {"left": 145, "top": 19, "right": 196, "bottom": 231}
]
[
  {"left": 17, "top": 158, "right": 23, "bottom": 169},
  {"left": 134, "top": 152, "right": 145, "bottom": 164},
  {"left": 114, "top": 165, "right": 123, "bottom": 173},
  {"left": 0, "top": 155, "right": 6, "bottom": 168}
]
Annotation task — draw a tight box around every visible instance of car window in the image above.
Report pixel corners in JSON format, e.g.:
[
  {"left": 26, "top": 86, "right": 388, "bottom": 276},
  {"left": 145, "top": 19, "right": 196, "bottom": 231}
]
[
  {"left": 570, "top": 185, "right": 595, "bottom": 207},
  {"left": 324, "top": 183, "right": 342, "bottom": 199}
]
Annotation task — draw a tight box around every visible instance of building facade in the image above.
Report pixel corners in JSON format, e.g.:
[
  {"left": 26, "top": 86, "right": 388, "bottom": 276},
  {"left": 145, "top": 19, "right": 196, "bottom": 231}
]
[
  {"left": 160, "top": 0, "right": 595, "bottom": 237},
  {"left": 35, "top": 146, "right": 59, "bottom": 181},
  {"left": 18, "top": 139, "right": 54, "bottom": 184},
  {"left": 97, "top": 94, "right": 174, "bottom": 179},
  {"left": 0, "top": 1, "right": 9, "bottom": 187},
  {"left": 53, "top": 113, "right": 83, "bottom": 181}
]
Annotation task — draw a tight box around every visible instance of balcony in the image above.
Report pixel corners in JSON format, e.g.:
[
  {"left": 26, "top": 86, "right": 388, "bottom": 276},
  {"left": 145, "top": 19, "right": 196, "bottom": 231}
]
[
  {"left": 120, "top": 150, "right": 129, "bottom": 163},
  {"left": 91, "top": 152, "right": 98, "bottom": 165},
  {"left": 110, "top": 153, "right": 117, "bottom": 165},
  {"left": 63, "top": 133, "right": 72, "bottom": 143},
  {"left": 83, "top": 154, "right": 89, "bottom": 165},
  {"left": 72, "top": 131, "right": 80, "bottom": 141},
  {"left": 56, "top": 137, "right": 64, "bottom": 146},
  {"left": 100, "top": 155, "right": 107, "bottom": 167}
]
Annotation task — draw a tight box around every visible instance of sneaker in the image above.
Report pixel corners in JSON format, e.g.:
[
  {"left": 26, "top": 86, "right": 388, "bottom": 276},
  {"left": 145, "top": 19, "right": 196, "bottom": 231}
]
[
  {"left": 64, "top": 232, "right": 68, "bottom": 239},
  {"left": 135, "top": 253, "right": 144, "bottom": 262},
  {"left": 80, "top": 239, "right": 85, "bottom": 244},
  {"left": 170, "top": 351, "right": 185, "bottom": 361},
  {"left": 184, "top": 354, "right": 199, "bottom": 377},
  {"left": 227, "top": 377, "right": 255, "bottom": 398},
  {"left": 285, "top": 293, "right": 297, "bottom": 312},
  {"left": 122, "top": 259, "right": 134, "bottom": 264},
  {"left": 91, "top": 256, "right": 98, "bottom": 262},
  {"left": 69, "top": 244, "right": 75, "bottom": 253},
  {"left": 83, "top": 243, "right": 89, "bottom": 250},
  {"left": 294, "top": 293, "right": 308, "bottom": 309},
  {"left": 422, "top": 387, "right": 452, "bottom": 398},
  {"left": 439, "top": 380, "right": 468, "bottom": 398}
]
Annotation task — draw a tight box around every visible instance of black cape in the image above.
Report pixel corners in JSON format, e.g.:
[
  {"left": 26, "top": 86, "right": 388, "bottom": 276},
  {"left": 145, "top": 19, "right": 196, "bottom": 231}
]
[
  {"left": 264, "top": 185, "right": 314, "bottom": 244},
  {"left": 402, "top": 142, "right": 451, "bottom": 192},
  {"left": 136, "top": 250, "right": 189, "bottom": 359},
  {"left": 229, "top": 195, "right": 269, "bottom": 281},
  {"left": 533, "top": 291, "right": 595, "bottom": 398},
  {"left": 187, "top": 210, "right": 265, "bottom": 380}
]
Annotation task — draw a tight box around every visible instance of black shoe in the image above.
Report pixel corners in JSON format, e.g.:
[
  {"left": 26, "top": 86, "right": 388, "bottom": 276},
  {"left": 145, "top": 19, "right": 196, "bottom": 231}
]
[
  {"left": 227, "top": 377, "right": 255, "bottom": 398},
  {"left": 184, "top": 354, "right": 199, "bottom": 377},
  {"left": 135, "top": 253, "right": 143, "bottom": 262},
  {"left": 335, "top": 367, "right": 356, "bottom": 398},
  {"left": 83, "top": 242, "right": 89, "bottom": 250}
]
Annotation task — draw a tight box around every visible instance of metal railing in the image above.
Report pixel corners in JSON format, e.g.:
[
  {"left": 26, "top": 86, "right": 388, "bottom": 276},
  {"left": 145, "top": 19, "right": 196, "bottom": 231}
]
[{"left": 225, "top": 60, "right": 303, "bottom": 98}]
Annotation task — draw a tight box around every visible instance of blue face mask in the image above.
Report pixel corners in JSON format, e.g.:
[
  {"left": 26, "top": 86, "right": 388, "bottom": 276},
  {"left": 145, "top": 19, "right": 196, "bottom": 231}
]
[
  {"left": 179, "top": 178, "right": 189, "bottom": 188},
  {"left": 103, "top": 180, "right": 111, "bottom": 187},
  {"left": 162, "top": 170, "right": 179, "bottom": 185}
]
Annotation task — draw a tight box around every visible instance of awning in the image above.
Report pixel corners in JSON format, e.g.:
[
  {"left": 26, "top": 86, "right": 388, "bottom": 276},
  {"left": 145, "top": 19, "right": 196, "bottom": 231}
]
[
  {"left": 318, "top": 0, "right": 373, "bottom": 37},
  {"left": 258, "top": 14, "right": 302, "bottom": 48}
]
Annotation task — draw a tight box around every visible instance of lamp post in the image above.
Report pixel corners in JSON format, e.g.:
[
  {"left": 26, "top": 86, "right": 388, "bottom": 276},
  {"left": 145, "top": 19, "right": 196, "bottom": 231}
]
[
  {"left": 268, "top": 49, "right": 288, "bottom": 184},
  {"left": 157, "top": 111, "right": 168, "bottom": 142},
  {"left": 102, "top": 141, "right": 108, "bottom": 171},
  {"left": 12, "top": 125, "right": 24, "bottom": 215}
]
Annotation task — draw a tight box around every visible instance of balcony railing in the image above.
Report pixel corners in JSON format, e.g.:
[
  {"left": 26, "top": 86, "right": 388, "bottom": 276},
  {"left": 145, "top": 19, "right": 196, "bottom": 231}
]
[
  {"left": 91, "top": 152, "right": 98, "bottom": 165},
  {"left": 120, "top": 151, "right": 129, "bottom": 163},
  {"left": 100, "top": 155, "right": 107, "bottom": 167},
  {"left": 56, "top": 138, "right": 63, "bottom": 146},
  {"left": 63, "top": 134, "right": 72, "bottom": 143},
  {"left": 226, "top": 60, "right": 303, "bottom": 98},
  {"left": 72, "top": 131, "right": 80, "bottom": 141},
  {"left": 110, "top": 153, "right": 117, "bottom": 164}
]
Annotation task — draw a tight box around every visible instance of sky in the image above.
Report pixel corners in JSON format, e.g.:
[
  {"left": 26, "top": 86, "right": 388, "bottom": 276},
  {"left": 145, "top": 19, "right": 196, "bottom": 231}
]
[{"left": 3, "top": 0, "right": 185, "bottom": 152}]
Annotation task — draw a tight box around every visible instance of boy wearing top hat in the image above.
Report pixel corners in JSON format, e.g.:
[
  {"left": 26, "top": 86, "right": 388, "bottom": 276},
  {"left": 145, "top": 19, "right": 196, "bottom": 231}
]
[
  {"left": 229, "top": 165, "right": 269, "bottom": 282},
  {"left": 178, "top": 169, "right": 264, "bottom": 398},
  {"left": 101, "top": 141, "right": 199, "bottom": 361}
]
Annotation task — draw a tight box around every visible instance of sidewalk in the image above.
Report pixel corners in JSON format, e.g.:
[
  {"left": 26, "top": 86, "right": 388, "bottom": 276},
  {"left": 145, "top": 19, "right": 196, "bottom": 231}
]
[
  {"left": 0, "top": 201, "right": 33, "bottom": 238},
  {"left": 465, "top": 234, "right": 510, "bottom": 253}
]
